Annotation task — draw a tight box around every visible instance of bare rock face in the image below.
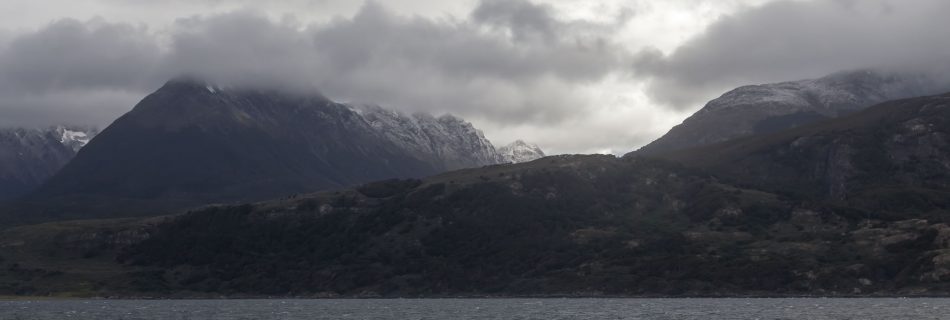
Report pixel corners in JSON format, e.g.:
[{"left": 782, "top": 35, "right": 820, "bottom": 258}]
[{"left": 637, "top": 70, "right": 949, "bottom": 155}]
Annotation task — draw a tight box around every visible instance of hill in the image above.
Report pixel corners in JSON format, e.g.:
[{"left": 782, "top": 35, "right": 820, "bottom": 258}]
[{"left": 653, "top": 93, "right": 950, "bottom": 219}]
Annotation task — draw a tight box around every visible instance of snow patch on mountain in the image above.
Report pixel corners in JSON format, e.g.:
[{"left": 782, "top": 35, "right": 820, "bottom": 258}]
[
  {"left": 347, "top": 103, "right": 548, "bottom": 167},
  {"left": 55, "top": 126, "right": 97, "bottom": 151},
  {"left": 498, "top": 140, "right": 546, "bottom": 163},
  {"left": 705, "top": 70, "right": 942, "bottom": 116},
  {"left": 348, "top": 104, "right": 503, "bottom": 170}
]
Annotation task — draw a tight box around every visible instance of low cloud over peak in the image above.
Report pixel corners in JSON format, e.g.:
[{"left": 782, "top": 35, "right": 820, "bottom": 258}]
[
  {"left": 1, "top": 0, "right": 949, "bottom": 154},
  {"left": 634, "top": 0, "right": 950, "bottom": 110},
  {"left": 0, "top": 1, "right": 631, "bottom": 135}
]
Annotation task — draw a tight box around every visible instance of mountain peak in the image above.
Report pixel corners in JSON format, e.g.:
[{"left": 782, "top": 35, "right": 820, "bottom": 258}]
[
  {"left": 499, "top": 140, "right": 545, "bottom": 163},
  {"left": 635, "top": 69, "right": 949, "bottom": 155}
]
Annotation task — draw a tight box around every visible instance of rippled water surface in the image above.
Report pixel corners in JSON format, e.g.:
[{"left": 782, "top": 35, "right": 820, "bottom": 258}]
[{"left": 1, "top": 298, "right": 948, "bottom": 319}]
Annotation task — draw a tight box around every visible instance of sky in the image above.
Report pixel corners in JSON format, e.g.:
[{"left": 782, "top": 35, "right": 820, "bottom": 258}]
[{"left": 0, "top": 0, "right": 948, "bottom": 155}]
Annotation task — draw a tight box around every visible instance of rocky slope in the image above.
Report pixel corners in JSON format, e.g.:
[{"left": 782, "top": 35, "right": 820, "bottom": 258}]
[
  {"left": 7, "top": 79, "right": 507, "bottom": 222},
  {"left": 636, "top": 70, "right": 948, "bottom": 155},
  {"left": 0, "top": 126, "right": 97, "bottom": 200},
  {"left": 498, "top": 140, "right": 546, "bottom": 163}
]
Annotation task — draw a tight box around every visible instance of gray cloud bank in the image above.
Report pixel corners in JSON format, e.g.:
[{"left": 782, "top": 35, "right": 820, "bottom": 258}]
[
  {"left": 2, "top": 0, "right": 950, "bottom": 153},
  {"left": 636, "top": 0, "right": 950, "bottom": 109},
  {"left": 0, "top": 0, "right": 630, "bottom": 130},
  {"left": 0, "top": 19, "right": 162, "bottom": 126}
]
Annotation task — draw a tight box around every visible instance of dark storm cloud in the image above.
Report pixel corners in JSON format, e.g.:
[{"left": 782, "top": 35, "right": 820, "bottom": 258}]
[
  {"left": 635, "top": 0, "right": 950, "bottom": 109},
  {"left": 0, "top": 0, "right": 630, "bottom": 128}
]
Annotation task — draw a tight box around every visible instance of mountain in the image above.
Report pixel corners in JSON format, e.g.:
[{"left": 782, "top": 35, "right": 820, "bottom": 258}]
[
  {"left": 10, "top": 79, "right": 505, "bottom": 222},
  {"left": 351, "top": 104, "right": 502, "bottom": 170},
  {"left": 636, "top": 70, "right": 948, "bottom": 155},
  {"left": 654, "top": 92, "right": 950, "bottom": 217},
  {"left": 112, "top": 92, "right": 950, "bottom": 296},
  {"left": 0, "top": 126, "right": 97, "bottom": 200},
  {"left": 498, "top": 140, "right": 546, "bottom": 163},
  {"left": 5, "top": 92, "right": 950, "bottom": 297}
]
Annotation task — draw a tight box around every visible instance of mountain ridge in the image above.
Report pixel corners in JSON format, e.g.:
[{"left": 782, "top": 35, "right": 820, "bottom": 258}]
[
  {"left": 7, "top": 79, "right": 509, "bottom": 222},
  {"left": 636, "top": 70, "right": 949, "bottom": 155},
  {"left": 649, "top": 92, "right": 950, "bottom": 216}
]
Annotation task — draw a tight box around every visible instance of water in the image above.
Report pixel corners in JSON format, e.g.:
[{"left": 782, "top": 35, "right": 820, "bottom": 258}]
[{"left": 0, "top": 298, "right": 947, "bottom": 319}]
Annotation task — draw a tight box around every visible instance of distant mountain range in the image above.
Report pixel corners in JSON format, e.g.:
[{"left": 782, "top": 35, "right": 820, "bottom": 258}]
[
  {"left": 7, "top": 78, "right": 543, "bottom": 222},
  {"left": 637, "top": 70, "right": 949, "bottom": 154},
  {"left": 3, "top": 71, "right": 949, "bottom": 298},
  {"left": 0, "top": 126, "right": 97, "bottom": 200},
  {"left": 16, "top": 90, "right": 945, "bottom": 297}
]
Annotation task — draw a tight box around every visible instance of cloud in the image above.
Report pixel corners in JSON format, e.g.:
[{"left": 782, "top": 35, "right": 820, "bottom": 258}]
[
  {"left": 0, "top": 18, "right": 161, "bottom": 93},
  {"left": 300, "top": 1, "right": 629, "bottom": 124},
  {"left": 0, "top": 0, "right": 632, "bottom": 132},
  {"left": 0, "top": 18, "right": 162, "bottom": 127},
  {"left": 0, "top": 89, "right": 143, "bottom": 128},
  {"left": 15, "top": 0, "right": 950, "bottom": 154},
  {"left": 161, "top": 11, "right": 318, "bottom": 91},
  {"left": 471, "top": 0, "right": 559, "bottom": 43},
  {"left": 635, "top": 0, "right": 950, "bottom": 109}
]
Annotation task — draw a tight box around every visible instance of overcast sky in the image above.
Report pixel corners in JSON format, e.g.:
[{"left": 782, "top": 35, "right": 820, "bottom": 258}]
[{"left": 0, "top": 0, "right": 948, "bottom": 154}]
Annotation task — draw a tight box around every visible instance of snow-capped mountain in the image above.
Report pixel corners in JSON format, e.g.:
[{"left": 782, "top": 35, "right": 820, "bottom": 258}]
[
  {"left": 498, "top": 140, "right": 545, "bottom": 163},
  {"left": 350, "top": 104, "right": 503, "bottom": 170},
  {"left": 21, "top": 78, "right": 524, "bottom": 219},
  {"left": 636, "top": 70, "right": 949, "bottom": 155},
  {"left": 0, "top": 126, "right": 97, "bottom": 200},
  {"left": 351, "top": 104, "right": 549, "bottom": 166}
]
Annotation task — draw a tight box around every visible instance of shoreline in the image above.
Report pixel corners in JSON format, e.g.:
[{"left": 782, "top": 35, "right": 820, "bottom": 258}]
[{"left": 4, "top": 293, "right": 950, "bottom": 301}]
